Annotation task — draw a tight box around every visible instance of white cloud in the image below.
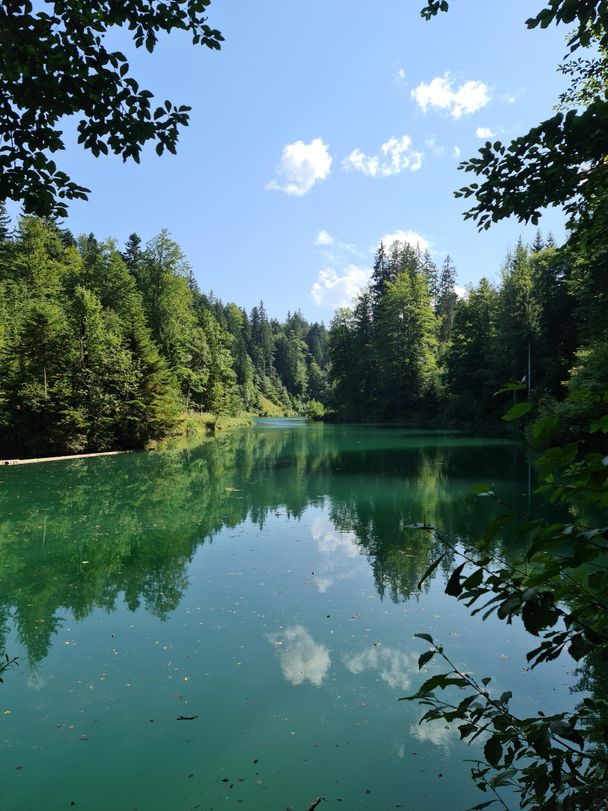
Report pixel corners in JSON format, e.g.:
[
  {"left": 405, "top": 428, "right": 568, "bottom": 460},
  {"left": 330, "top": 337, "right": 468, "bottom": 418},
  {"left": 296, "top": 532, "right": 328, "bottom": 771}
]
[
  {"left": 424, "top": 135, "right": 444, "bottom": 157},
  {"left": 476, "top": 126, "right": 496, "bottom": 139},
  {"left": 502, "top": 92, "right": 518, "bottom": 105},
  {"left": 267, "top": 626, "right": 331, "bottom": 687},
  {"left": 343, "top": 647, "right": 418, "bottom": 691},
  {"left": 410, "top": 716, "right": 458, "bottom": 747},
  {"left": 379, "top": 229, "right": 430, "bottom": 253},
  {"left": 342, "top": 135, "right": 423, "bottom": 177},
  {"left": 412, "top": 73, "right": 490, "bottom": 119},
  {"left": 455, "top": 285, "right": 467, "bottom": 299},
  {"left": 314, "top": 230, "right": 334, "bottom": 247},
  {"left": 453, "top": 146, "right": 461, "bottom": 159},
  {"left": 311, "top": 516, "right": 360, "bottom": 558},
  {"left": 266, "top": 138, "right": 332, "bottom": 196},
  {"left": 311, "top": 265, "right": 371, "bottom": 309},
  {"left": 393, "top": 66, "right": 406, "bottom": 86}
]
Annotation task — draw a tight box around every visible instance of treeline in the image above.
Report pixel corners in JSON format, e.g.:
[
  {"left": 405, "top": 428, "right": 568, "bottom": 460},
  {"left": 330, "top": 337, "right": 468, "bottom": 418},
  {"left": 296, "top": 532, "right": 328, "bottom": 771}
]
[
  {"left": 0, "top": 209, "right": 329, "bottom": 456},
  {"left": 328, "top": 233, "right": 606, "bottom": 426}
]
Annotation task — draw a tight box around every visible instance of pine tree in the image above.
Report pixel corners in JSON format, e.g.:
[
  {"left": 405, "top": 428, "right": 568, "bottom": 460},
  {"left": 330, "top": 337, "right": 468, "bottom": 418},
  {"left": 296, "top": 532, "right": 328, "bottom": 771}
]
[
  {"left": 436, "top": 256, "right": 459, "bottom": 344},
  {"left": 370, "top": 242, "right": 389, "bottom": 302},
  {"left": 375, "top": 270, "right": 439, "bottom": 419},
  {"left": 496, "top": 240, "right": 541, "bottom": 392},
  {"left": 531, "top": 229, "right": 545, "bottom": 253},
  {"left": 421, "top": 249, "right": 439, "bottom": 299},
  {"left": 446, "top": 278, "right": 500, "bottom": 421},
  {"left": 0, "top": 203, "right": 11, "bottom": 242}
]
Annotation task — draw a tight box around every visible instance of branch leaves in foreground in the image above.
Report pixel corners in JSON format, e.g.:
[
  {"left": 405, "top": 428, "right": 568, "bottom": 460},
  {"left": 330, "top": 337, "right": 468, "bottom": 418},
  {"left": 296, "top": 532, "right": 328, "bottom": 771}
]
[{"left": 404, "top": 394, "right": 608, "bottom": 810}]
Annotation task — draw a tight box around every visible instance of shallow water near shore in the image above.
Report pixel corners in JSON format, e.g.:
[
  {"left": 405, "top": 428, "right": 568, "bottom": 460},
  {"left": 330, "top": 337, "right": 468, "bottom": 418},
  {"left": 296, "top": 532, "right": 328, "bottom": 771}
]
[{"left": 0, "top": 421, "right": 580, "bottom": 810}]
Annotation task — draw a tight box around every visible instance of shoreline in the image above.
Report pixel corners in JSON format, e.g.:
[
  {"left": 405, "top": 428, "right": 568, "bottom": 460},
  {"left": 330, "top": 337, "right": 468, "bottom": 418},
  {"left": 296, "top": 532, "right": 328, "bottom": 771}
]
[
  {"left": 1, "top": 413, "right": 260, "bottom": 467},
  {"left": 1, "top": 449, "right": 133, "bottom": 466}
]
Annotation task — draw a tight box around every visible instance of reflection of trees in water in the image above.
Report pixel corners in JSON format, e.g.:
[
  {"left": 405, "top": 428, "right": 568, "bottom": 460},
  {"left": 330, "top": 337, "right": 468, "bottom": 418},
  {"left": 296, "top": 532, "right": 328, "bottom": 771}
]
[
  {"left": 0, "top": 426, "right": 528, "bottom": 667},
  {"left": 571, "top": 655, "right": 608, "bottom": 751}
]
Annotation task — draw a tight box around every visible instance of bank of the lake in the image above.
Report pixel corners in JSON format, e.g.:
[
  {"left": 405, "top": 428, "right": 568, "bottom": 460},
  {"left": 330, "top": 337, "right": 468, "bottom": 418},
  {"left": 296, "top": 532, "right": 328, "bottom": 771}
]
[{"left": 0, "top": 421, "right": 581, "bottom": 810}]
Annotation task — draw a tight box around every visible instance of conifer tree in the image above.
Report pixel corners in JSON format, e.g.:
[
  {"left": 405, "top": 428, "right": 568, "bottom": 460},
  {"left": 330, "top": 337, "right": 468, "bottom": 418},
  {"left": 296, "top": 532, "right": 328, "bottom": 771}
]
[
  {"left": 0, "top": 203, "right": 11, "bottom": 242},
  {"left": 436, "top": 256, "right": 459, "bottom": 344}
]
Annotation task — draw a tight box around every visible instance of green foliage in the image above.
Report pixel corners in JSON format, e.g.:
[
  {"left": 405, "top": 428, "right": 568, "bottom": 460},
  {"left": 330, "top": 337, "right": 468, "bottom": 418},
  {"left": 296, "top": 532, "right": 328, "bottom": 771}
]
[
  {"left": 0, "top": 653, "right": 18, "bottom": 684},
  {"left": 305, "top": 399, "right": 325, "bottom": 420},
  {"left": 0, "top": 1, "right": 223, "bottom": 216},
  {"left": 0, "top": 217, "right": 330, "bottom": 456},
  {"left": 328, "top": 236, "right": 583, "bottom": 427},
  {"left": 406, "top": 382, "right": 608, "bottom": 808}
]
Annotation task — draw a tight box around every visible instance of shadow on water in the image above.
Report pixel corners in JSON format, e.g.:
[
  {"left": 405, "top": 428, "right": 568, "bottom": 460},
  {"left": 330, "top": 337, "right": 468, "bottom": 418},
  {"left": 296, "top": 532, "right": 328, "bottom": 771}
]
[{"left": 0, "top": 422, "right": 537, "bottom": 667}]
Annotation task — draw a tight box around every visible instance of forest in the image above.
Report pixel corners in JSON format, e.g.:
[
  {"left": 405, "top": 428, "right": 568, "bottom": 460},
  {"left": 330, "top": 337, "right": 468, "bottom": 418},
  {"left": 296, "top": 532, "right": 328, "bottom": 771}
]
[
  {"left": 1, "top": 199, "right": 605, "bottom": 458},
  {"left": 0, "top": 207, "right": 331, "bottom": 456}
]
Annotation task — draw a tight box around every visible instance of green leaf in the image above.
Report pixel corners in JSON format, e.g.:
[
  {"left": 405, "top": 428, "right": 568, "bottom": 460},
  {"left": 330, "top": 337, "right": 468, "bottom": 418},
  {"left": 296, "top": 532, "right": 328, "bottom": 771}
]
[
  {"left": 495, "top": 382, "right": 527, "bottom": 395},
  {"left": 417, "top": 555, "right": 446, "bottom": 589},
  {"left": 501, "top": 401, "right": 533, "bottom": 422},
  {"left": 482, "top": 514, "right": 516, "bottom": 544},
  {"left": 532, "top": 415, "right": 561, "bottom": 445},
  {"left": 471, "top": 483, "right": 492, "bottom": 494},
  {"left": 462, "top": 568, "right": 484, "bottom": 590},
  {"left": 484, "top": 735, "right": 503, "bottom": 767},
  {"left": 590, "top": 415, "right": 608, "bottom": 434},
  {"left": 568, "top": 634, "right": 593, "bottom": 661},
  {"left": 446, "top": 562, "right": 466, "bottom": 596},
  {"left": 418, "top": 650, "right": 435, "bottom": 669}
]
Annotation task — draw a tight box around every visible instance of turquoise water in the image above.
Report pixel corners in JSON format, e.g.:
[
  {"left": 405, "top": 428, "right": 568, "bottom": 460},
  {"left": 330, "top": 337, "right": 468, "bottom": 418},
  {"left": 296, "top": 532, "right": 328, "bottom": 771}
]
[{"left": 0, "top": 422, "right": 579, "bottom": 810}]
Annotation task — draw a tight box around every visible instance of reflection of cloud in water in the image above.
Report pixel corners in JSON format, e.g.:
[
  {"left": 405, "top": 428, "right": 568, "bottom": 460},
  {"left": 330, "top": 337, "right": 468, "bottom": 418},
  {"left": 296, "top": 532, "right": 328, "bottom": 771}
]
[
  {"left": 267, "top": 625, "right": 331, "bottom": 687},
  {"left": 311, "top": 515, "right": 360, "bottom": 558},
  {"left": 313, "top": 576, "right": 333, "bottom": 594},
  {"left": 307, "top": 513, "right": 362, "bottom": 593},
  {"left": 343, "top": 647, "right": 418, "bottom": 690},
  {"left": 409, "top": 716, "right": 458, "bottom": 748}
]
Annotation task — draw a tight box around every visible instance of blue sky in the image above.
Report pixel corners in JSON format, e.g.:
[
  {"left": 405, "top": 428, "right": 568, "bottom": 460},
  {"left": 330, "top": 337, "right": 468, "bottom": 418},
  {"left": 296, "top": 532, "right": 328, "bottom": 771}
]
[{"left": 45, "top": 0, "right": 571, "bottom": 321}]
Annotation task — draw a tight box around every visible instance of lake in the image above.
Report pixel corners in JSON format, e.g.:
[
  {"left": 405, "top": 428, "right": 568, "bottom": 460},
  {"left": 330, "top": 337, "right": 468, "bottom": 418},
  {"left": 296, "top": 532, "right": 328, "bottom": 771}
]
[{"left": 0, "top": 421, "right": 580, "bottom": 810}]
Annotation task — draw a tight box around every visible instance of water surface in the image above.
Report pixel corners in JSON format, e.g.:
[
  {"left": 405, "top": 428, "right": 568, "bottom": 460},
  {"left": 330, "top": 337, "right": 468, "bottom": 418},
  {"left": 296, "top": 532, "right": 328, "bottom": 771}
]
[{"left": 0, "top": 422, "right": 579, "bottom": 810}]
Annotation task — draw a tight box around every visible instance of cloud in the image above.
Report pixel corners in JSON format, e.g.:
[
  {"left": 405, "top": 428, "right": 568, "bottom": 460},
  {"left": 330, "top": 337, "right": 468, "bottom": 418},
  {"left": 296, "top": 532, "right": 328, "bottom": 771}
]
[
  {"left": 311, "top": 265, "right": 372, "bottom": 308},
  {"left": 267, "top": 626, "right": 331, "bottom": 687},
  {"left": 455, "top": 285, "right": 467, "bottom": 299},
  {"left": 342, "top": 135, "right": 423, "bottom": 177},
  {"left": 314, "top": 230, "right": 334, "bottom": 247},
  {"left": 424, "top": 135, "right": 444, "bottom": 157},
  {"left": 453, "top": 146, "right": 461, "bottom": 159},
  {"left": 412, "top": 73, "right": 490, "bottom": 119},
  {"left": 502, "top": 91, "right": 518, "bottom": 105},
  {"left": 379, "top": 229, "right": 430, "bottom": 253},
  {"left": 305, "top": 514, "right": 363, "bottom": 593},
  {"left": 266, "top": 138, "right": 332, "bottom": 196},
  {"left": 393, "top": 66, "right": 406, "bottom": 86},
  {"left": 311, "top": 516, "right": 360, "bottom": 559},
  {"left": 476, "top": 126, "right": 496, "bottom": 139},
  {"left": 343, "top": 646, "right": 419, "bottom": 691},
  {"left": 409, "top": 716, "right": 458, "bottom": 747}
]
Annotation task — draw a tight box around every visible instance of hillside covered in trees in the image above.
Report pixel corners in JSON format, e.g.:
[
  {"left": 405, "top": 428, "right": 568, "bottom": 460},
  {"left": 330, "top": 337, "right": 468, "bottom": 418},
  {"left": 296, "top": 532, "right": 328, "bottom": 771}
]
[{"left": 0, "top": 208, "right": 329, "bottom": 457}]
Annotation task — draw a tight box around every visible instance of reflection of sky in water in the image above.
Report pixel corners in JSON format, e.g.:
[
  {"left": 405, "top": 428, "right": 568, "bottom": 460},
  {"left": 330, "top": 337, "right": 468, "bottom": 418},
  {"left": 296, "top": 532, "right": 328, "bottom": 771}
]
[
  {"left": 343, "top": 646, "right": 418, "bottom": 690},
  {"left": 308, "top": 509, "right": 362, "bottom": 593},
  {"left": 408, "top": 716, "right": 458, "bottom": 748},
  {"left": 267, "top": 625, "right": 331, "bottom": 687}
]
